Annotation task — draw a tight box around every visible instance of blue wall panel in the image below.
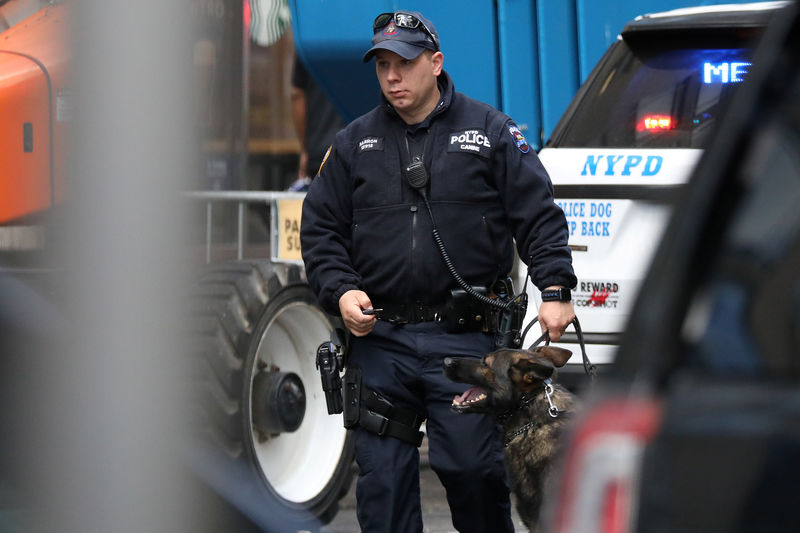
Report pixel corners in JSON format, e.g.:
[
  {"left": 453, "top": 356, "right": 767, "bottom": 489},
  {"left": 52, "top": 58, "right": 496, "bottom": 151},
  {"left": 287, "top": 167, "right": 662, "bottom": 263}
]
[
  {"left": 496, "top": 0, "right": 540, "bottom": 145},
  {"left": 290, "top": 0, "right": 499, "bottom": 123},
  {"left": 536, "top": 0, "right": 579, "bottom": 147}
]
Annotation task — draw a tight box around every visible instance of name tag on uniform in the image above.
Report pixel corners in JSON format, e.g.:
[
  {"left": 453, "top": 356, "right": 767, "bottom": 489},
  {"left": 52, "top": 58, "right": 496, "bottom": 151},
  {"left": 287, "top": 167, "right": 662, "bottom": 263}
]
[
  {"left": 448, "top": 129, "right": 491, "bottom": 158},
  {"left": 358, "top": 137, "right": 384, "bottom": 152}
]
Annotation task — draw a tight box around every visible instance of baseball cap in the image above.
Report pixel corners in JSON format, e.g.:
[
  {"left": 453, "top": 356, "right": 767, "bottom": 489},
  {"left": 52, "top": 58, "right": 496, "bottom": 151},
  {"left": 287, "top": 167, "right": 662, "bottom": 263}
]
[{"left": 362, "top": 11, "right": 440, "bottom": 62}]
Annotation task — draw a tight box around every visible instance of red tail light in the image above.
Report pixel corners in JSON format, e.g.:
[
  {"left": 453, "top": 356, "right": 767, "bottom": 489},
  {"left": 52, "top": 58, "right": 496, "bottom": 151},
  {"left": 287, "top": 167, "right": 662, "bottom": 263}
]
[
  {"left": 551, "top": 398, "right": 661, "bottom": 533},
  {"left": 637, "top": 115, "right": 675, "bottom": 131}
]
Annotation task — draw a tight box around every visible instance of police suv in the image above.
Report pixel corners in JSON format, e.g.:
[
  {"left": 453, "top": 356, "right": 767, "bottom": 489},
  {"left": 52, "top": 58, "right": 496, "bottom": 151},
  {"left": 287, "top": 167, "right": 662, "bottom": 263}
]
[{"left": 526, "top": 1, "right": 788, "bottom": 378}]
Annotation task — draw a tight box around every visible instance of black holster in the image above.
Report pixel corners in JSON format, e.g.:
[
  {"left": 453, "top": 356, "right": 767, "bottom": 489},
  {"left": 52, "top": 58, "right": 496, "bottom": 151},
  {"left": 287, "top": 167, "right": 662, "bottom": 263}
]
[
  {"left": 342, "top": 367, "right": 424, "bottom": 447},
  {"left": 492, "top": 294, "right": 527, "bottom": 349},
  {"left": 343, "top": 368, "right": 362, "bottom": 428}
]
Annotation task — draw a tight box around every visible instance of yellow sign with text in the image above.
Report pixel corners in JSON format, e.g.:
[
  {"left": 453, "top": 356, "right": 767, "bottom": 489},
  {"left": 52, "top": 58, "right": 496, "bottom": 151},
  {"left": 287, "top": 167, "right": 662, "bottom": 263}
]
[{"left": 277, "top": 197, "right": 304, "bottom": 261}]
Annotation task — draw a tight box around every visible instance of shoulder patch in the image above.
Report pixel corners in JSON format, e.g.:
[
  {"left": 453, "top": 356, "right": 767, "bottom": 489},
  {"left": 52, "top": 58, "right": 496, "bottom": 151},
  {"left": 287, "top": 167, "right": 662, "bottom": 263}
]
[
  {"left": 358, "top": 137, "right": 384, "bottom": 152},
  {"left": 447, "top": 129, "right": 492, "bottom": 158},
  {"left": 507, "top": 124, "right": 530, "bottom": 154},
  {"left": 317, "top": 145, "right": 332, "bottom": 176}
]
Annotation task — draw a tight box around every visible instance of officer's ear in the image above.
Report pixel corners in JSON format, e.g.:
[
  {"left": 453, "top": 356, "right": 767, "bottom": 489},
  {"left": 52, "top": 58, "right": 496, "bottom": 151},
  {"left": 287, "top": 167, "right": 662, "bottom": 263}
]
[{"left": 431, "top": 51, "right": 443, "bottom": 76}]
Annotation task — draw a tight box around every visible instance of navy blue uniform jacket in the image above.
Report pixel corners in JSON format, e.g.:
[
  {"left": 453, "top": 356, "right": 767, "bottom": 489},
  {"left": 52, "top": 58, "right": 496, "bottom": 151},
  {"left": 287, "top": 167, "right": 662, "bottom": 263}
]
[{"left": 301, "top": 71, "right": 576, "bottom": 315}]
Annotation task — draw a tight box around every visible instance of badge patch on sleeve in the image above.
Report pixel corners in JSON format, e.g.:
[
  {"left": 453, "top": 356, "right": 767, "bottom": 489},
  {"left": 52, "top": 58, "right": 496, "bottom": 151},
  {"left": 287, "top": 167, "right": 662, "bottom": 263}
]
[
  {"left": 447, "top": 129, "right": 491, "bottom": 158},
  {"left": 507, "top": 124, "right": 530, "bottom": 153},
  {"left": 317, "top": 146, "right": 332, "bottom": 175},
  {"left": 358, "top": 137, "right": 384, "bottom": 152}
]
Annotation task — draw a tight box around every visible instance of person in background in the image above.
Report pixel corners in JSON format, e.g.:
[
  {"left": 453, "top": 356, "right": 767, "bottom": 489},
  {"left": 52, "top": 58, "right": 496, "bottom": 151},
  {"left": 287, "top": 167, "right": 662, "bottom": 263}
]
[{"left": 288, "top": 53, "right": 345, "bottom": 191}]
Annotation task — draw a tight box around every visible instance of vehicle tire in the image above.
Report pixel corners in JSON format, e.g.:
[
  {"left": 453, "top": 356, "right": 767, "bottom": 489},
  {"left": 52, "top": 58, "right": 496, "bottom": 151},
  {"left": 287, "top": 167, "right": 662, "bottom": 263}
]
[{"left": 189, "top": 259, "right": 354, "bottom": 528}]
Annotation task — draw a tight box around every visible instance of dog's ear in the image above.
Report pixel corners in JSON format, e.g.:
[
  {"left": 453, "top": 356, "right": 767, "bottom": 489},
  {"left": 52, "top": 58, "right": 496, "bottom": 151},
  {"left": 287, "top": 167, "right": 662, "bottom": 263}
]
[
  {"left": 516, "top": 356, "right": 554, "bottom": 384},
  {"left": 533, "top": 346, "right": 573, "bottom": 368}
]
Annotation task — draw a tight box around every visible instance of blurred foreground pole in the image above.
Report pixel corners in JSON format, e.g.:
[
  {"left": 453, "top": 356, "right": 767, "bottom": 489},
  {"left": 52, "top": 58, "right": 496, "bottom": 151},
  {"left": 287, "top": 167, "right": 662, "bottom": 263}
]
[{"left": 36, "top": 1, "right": 197, "bottom": 531}]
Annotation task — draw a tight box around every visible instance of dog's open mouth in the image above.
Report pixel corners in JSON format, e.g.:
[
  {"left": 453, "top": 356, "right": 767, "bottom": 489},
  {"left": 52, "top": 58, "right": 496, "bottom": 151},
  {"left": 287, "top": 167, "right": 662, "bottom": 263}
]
[{"left": 451, "top": 387, "right": 488, "bottom": 410}]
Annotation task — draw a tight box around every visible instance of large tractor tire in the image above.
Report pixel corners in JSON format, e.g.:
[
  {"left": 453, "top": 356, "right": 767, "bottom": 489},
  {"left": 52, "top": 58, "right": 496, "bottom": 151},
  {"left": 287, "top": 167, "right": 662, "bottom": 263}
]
[{"left": 190, "top": 260, "right": 354, "bottom": 528}]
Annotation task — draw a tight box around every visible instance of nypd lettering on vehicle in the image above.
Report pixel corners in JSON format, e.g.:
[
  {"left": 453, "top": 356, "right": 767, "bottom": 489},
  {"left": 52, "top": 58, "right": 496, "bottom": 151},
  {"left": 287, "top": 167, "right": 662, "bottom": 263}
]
[
  {"left": 581, "top": 154, "right": 663, "bottom": 176},
  {"left": 538, "top": 148, "right": 701, "bottom": 185},
  {"left": 448, "top": 129, "right": 491, "bottom": 157}
]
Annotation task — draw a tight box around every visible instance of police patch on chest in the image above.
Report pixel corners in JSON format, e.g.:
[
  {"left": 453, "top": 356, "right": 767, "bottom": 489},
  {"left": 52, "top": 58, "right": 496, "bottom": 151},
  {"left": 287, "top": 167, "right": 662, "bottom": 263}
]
[
  {"left": 448, "top": 129, "right": 491, "bottom": 158},
  {"left": 358, "top": 137, "right": 384, "bottom": 152}
]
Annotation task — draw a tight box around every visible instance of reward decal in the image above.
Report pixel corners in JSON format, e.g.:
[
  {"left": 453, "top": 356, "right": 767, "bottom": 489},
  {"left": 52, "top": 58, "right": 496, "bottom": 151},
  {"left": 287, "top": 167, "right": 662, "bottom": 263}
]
[
  {"left": 574, "top": 280, "right": 620, "bottom": 309},
  {"left": 558, "top": 200, "right": 616, "bottom": 237},
  {"left": 448, "top": 129, "right": 491, "bottom": 158},
  {"left": 358, "top": 137, "right": 384, "bottom": 152}
]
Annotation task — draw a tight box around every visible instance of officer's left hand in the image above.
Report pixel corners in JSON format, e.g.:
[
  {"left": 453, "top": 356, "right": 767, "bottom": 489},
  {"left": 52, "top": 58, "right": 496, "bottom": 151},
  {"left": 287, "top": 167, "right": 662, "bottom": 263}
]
[
  {"left": 538, "top": 300, "right": 575, "bottom": 343},
  {"left": 339, "top": 289, "right": 377, "bottom": 337}
]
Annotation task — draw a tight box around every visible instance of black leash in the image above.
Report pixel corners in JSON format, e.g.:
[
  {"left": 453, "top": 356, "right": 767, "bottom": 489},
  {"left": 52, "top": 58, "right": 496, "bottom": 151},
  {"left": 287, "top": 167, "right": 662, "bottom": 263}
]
[
  {"left": 522, "top": 315, "right": 597, "bottom": 380},
  {"left": 502, "top": 312, "right": 595, "bottom": 448}
]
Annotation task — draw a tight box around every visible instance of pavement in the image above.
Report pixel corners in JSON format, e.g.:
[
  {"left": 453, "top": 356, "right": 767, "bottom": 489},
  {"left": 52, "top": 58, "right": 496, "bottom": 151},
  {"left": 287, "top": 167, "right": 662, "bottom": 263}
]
[{"left": 320, "top": 437, "right": 527, "bottom": 533}]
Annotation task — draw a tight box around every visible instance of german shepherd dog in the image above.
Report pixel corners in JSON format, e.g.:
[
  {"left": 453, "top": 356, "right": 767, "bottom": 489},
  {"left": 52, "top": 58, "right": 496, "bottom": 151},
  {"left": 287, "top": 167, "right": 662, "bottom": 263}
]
[{"left": 443, "top": 346, "right": 578, "bottom": 532}]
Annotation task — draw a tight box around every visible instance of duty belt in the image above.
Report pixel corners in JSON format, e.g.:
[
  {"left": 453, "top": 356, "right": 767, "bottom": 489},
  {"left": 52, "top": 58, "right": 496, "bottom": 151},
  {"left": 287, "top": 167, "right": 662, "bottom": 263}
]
[{"left": 374, "top": 300, "right": 447, "bottom": 324}]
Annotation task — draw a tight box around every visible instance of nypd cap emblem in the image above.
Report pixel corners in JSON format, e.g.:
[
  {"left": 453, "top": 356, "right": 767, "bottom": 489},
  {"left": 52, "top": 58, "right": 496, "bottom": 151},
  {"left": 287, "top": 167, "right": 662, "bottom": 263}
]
[{"left": 383, "top": 22, "right": 399, "bottom": 36}]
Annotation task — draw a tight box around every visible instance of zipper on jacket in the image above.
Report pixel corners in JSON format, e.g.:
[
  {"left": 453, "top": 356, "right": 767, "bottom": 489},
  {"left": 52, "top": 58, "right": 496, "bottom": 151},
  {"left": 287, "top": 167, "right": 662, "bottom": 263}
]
[{"left": 410, "top": 204, "right": 419, "bottom": 294}]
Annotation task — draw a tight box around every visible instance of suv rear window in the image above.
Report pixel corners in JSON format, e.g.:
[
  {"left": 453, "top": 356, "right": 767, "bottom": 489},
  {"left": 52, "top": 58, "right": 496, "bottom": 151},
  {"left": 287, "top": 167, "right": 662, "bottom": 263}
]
[{"left": 554, "top": 36, "right": 758, "bottom": 148}]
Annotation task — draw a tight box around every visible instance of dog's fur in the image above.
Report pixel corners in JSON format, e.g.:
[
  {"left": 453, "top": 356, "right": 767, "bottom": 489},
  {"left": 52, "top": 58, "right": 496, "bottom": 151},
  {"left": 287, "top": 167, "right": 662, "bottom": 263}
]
[{"left": 443, "top": 346, "right": 578, "bottom": 532}]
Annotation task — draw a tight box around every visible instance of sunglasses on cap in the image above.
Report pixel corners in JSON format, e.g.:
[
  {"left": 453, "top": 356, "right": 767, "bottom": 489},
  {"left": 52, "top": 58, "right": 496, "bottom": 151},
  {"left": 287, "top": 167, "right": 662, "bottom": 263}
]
[{"left": 373, "top": 12, "right": 440, "bottom": 51}]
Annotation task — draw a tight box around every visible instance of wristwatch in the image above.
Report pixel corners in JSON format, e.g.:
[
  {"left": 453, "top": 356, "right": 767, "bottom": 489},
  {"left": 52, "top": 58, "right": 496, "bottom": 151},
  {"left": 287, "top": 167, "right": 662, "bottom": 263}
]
[{"left": 541, "top": 287, "right": 571, "bottom": 302}]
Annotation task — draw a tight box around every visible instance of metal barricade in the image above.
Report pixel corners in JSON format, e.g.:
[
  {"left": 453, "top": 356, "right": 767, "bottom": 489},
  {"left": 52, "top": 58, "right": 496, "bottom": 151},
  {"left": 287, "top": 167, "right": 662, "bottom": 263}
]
[{"left": 183, "top": 190, "right": 305, "bottom": 264}]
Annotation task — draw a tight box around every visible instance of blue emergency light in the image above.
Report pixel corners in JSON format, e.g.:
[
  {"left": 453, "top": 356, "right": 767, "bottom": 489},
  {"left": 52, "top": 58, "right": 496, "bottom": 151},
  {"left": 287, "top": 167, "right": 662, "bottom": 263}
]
[{"left": 703, "top": 61, "right": 752, "bottom": 84}]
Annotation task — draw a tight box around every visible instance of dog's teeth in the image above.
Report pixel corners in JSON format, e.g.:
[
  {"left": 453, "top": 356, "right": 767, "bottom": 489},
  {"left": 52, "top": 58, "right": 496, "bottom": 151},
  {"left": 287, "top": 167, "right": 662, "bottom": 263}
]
[
  {"left": 453, "top": 391, "right": 486, "bottom": 406},
  {"left": 459, "top": 393, "right": 487, "bottom": 405}
]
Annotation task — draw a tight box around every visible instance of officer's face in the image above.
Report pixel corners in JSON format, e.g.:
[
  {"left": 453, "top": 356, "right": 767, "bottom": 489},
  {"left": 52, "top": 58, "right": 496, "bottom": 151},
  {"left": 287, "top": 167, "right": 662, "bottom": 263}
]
[{"left": 375, "top": 49, "right": 443, "bottom": 123}]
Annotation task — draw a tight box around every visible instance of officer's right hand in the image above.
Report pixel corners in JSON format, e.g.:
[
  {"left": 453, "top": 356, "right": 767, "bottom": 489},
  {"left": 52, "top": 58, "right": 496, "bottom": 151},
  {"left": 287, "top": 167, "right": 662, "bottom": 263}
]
[{"left": 339, "top": 289, "right": 377, "bottom": 337}]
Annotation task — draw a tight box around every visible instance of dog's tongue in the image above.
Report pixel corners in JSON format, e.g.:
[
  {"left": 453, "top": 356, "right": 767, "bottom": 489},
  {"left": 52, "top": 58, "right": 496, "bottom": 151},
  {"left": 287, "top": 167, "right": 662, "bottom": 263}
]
[{"left": 454, "top": 386, "right": 486, "bottom": 405}]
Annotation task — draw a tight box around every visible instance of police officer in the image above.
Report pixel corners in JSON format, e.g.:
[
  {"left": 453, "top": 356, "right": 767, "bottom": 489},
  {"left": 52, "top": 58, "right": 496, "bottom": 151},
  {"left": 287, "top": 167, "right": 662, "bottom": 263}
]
[{"left": 301, "top": 10, "right": 576, "bottom": 533}]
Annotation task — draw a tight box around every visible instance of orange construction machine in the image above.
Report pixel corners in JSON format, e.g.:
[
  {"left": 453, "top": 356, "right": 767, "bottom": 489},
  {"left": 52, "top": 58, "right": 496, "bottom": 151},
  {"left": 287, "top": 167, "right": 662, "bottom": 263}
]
[{"left": 0, "top": 1, "right": 68, "bottom": 242}]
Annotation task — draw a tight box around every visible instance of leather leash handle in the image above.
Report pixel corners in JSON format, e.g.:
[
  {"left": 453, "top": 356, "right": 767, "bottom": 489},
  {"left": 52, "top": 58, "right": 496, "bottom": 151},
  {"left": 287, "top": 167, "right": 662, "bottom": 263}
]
[
  {"left": 571, "top": 316, "right": 597, "bottom": 380},
  {"left": 521, "top": 315, "right": 545, "bottom": 347},
  {"left": 523, "top": 315, "right": 596, "bottom": 379}
]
